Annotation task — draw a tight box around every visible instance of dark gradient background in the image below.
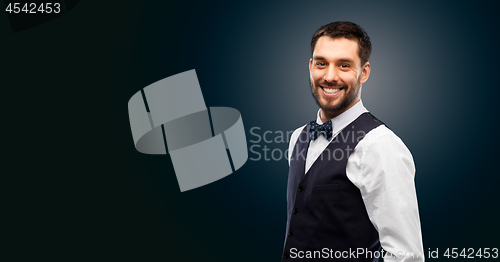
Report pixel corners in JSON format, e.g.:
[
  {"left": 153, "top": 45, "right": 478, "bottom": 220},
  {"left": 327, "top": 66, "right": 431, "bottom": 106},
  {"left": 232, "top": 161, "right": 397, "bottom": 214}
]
[{"left": 4, "top": 0, "right": 500, "bottom": 261}]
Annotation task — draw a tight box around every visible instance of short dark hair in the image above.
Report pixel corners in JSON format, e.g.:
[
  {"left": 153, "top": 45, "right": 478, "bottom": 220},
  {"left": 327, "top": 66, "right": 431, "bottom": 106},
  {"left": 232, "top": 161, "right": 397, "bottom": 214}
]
[{"left": 311, "top": 21, "right": 372, "bottom": 65}]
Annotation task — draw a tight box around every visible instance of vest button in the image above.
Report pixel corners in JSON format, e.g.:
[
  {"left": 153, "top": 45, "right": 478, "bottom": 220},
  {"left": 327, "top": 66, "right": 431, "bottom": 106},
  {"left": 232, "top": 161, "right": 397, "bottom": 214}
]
[
  {"left": 298, "top": 186, "right": 303, "bottom": 192},
  {"left": 288, "top": 230, "right": 293, "bottom": 237},
  {"left": 293, "top": 208, "right": 298, "bottom": 214}
]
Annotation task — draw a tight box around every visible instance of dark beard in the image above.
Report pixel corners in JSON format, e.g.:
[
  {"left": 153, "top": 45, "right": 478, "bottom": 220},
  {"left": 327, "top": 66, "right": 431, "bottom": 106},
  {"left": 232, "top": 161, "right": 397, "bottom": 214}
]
[{"left": 309, "top": 77, "right": 361, "bottom": 117}]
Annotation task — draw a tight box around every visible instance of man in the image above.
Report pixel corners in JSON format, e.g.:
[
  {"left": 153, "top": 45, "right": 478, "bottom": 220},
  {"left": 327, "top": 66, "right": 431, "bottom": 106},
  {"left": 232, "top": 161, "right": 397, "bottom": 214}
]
[{"left": 283, "top": 22, "right": 424, "bottom": 262}]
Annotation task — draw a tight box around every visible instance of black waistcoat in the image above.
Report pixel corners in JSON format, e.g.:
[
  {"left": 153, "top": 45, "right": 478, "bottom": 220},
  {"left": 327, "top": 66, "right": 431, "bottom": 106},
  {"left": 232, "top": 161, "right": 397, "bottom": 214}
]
[{"left": 283, "top": 113, "right": 384, "bottom": 261}]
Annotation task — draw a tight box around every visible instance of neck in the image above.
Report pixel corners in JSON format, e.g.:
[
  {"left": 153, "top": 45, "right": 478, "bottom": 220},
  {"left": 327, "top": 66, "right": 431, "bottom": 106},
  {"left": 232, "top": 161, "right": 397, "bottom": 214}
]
[{"left": 320, "top": 99, "right": 360, "bottom": 123}]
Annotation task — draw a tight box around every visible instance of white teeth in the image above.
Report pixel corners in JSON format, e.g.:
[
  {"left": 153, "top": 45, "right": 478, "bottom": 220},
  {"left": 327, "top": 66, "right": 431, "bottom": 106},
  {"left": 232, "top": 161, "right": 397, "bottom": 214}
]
[{"left": 323, "top": 87, "right": 340, "bottom": 94}]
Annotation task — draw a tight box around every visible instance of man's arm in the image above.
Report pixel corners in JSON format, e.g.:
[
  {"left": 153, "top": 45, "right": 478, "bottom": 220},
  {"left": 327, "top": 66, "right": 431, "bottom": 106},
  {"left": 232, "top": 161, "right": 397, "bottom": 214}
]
[{"left": 346, "top": 126, "right": 424, "bottom": 262}]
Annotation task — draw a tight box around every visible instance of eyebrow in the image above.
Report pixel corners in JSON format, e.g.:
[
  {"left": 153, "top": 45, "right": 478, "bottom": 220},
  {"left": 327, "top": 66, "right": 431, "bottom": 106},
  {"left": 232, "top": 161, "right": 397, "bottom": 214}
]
[
  {"left": 313, "top": 56, "right": 327, "bottom": 61},
  {"left": 313, "top": 56, "right": 355, "bottom": 64},
  {"left": 337, "top": 59, "right": 354, "bottom": 63}
]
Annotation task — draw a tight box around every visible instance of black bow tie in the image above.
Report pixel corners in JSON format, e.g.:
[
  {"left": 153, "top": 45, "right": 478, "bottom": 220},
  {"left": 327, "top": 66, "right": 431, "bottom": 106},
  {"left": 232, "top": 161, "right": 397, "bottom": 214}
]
[{"left": 308, "top": 120, "right": 333, "bottom": 141}]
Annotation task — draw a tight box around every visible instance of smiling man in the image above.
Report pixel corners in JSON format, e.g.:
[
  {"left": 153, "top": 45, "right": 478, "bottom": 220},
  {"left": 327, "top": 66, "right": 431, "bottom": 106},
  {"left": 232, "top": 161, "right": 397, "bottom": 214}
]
[{"left": 283, "top": 22, "right": 424, "bottom": 261}]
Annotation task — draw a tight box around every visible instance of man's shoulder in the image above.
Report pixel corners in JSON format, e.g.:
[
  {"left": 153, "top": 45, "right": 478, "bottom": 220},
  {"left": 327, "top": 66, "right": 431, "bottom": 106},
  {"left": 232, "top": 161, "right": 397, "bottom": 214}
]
[
  {"left": 362, "top": 124, "right": 401, "bottom": 144},
  {"left": 355, "top": 124, "right": 416, "bottom": 176},
  {"left": 287, "top": 124, "right": 307, "bottom": 166},
  {"left": 289, "top": 124, "right": 307, "bottom": 145},
  {"left": 361, "top": 125, "right": 412, "bottom": 155}
]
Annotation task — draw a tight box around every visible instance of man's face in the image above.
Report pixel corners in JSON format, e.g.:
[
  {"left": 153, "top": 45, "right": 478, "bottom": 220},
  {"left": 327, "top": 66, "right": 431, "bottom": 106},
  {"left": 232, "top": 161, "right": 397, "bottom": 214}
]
[{"left": 309, "top": 36, "right": 370, "bottom": 118}]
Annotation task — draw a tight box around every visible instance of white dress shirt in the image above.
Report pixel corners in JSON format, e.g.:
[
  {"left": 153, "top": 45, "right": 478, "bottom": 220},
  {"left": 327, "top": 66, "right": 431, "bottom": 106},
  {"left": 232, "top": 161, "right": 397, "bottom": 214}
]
[{"left": 288, "top": 101, "right": 424, "bottom": 262}]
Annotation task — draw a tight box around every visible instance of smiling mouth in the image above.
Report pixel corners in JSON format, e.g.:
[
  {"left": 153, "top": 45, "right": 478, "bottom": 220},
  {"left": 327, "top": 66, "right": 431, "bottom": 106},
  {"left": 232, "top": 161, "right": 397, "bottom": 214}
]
[{"left": 320, "top": 85, "right": 343, "bottom": 95}]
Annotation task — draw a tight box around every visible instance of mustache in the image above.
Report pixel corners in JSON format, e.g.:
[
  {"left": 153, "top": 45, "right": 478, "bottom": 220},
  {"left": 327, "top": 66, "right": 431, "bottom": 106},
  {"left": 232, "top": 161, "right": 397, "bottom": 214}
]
[{"left": 319, "top": 82, "right": 347, "bottom": 88}]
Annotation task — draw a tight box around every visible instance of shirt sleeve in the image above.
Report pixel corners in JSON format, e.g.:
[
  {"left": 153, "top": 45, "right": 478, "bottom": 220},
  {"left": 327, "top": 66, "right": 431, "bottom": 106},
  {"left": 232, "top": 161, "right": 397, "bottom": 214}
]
[{"left": 346, "top": 126, "right": 424, "bottom": 262}]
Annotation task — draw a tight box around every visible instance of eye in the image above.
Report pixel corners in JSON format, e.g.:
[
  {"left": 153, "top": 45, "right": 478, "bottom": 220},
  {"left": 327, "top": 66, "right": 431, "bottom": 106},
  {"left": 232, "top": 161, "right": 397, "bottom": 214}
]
[
  {"left": 340, "top": 64, "right": 350, "bottom": 68},
  {"left": 316, "top": 62, "right": 326, "bottom": 67}
]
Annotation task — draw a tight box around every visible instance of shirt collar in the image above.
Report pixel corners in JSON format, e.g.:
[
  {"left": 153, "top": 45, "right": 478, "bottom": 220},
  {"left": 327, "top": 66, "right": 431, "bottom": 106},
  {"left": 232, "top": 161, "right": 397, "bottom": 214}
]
[{"left": 315, "top": 100, "right": 369, "bottom": 140}]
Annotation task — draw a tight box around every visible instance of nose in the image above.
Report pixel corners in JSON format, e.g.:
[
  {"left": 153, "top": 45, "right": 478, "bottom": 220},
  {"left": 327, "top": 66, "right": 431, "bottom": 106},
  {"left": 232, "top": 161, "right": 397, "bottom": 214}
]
[{"left": 324, "top": 66, "right": 339, "bottom": 83}]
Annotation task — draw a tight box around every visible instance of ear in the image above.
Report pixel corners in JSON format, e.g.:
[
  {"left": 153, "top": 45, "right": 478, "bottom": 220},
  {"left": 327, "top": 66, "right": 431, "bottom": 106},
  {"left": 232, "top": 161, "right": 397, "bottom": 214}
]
[
  {"left": 360, "top": 61, "right": 371, "bottom": 84},
  {"left": 309, "top": 58, "right": 313, "bottom": 71}
]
